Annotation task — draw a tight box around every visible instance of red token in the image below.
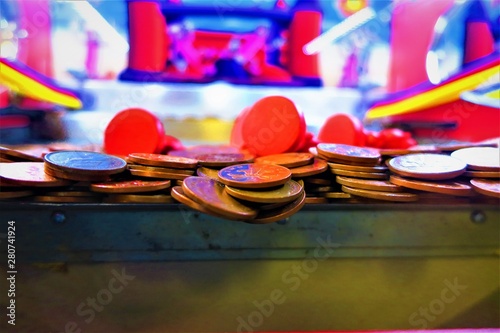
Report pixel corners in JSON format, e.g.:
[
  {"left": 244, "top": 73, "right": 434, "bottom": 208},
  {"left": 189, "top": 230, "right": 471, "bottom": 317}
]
[
  {"left": 317, "top": 113, "right": 365, "bottom": 146},
  {"left": 241, "top": 96, "right": 302, "bottom": 156},
  {"left": 104, "top": 108, "right": 165, "bottom": 156},
  {"left": 230, "top": 107, "right": 250, "bottom": 149}
]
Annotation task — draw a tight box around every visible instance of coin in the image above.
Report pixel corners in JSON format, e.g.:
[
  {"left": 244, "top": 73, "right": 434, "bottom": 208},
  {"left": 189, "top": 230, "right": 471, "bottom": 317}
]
[
  {"left": 44, "top": 164, "right": 111, "bottom": 182},
  {"left": 289, "top": 159, "right": 328, "bottom": 178},
  {"left": 0, "top": 162, "right": 73, "bottom": 187},
  {"left": 341, "top": 185, "right": 419, "bottom": 202},
  {"left": 0, "top": 157, "right": 13, "bottom": 163},
  {"left": 103, "top": 194, "right": 174, "bottom": 204},
  {"left": 182, "top": 177, "right": 258, "bottom": 220},
  {"left": 42, "top": 191, "right": 100, "bottom": 197},
  {"left": 388, "top": 154, "right": 466, "bottom": 180},
  {"left": 250, "top": 191, "right": 306, "bottom": 224},
  {"left": 128, "top": 163, "right": 195, "bottom": 175},
  {"left": 305, "top": 186, "right": 338, "bottom": 193},
  {"left": 196, "top": 166, "right": 220, "bottom": 180},
  {"left": 195, "top": 153, "right": 253, "bottom": 168},
  {"left": 305, "top": 197, "right": 329, "bottom": 204},
  {"left": 129, "top": 169, "right": 190, "bottom": 180},
  {"left": 379, "top": 145, "right": 440, "bottom": 156},
  {"left": 389, "top": 175, "right": 475, "bottom": 196},
  {"left": 254, "top": 153, "right": 314, "bottom": 168},
  {"left": 303, "top": 177, "right": 332, "bottom": 186},
  {"left": 171, "top": 186, "right": 219, "bottom": 217},
  {"left": 44, "top": 151, "right": 127, "bottom": 175},
  {"left": 317, "top": 144, "right": 380, "bottom": 165},
  {"left": 90, "top": 180, "right": 171, "bottom": 193},
  {"left": 308, "top": 147, "right": 318, "bottom": 157},
  {"left": 218, "top": 164, "right": 291, "bottom": 189},
  {"left": 336, "top": 176, "right": 403, "bottom": 192},
  {"left": 330, "top": 168, "right": 388, "bottom": 180},
  {"left": 327, "top": 162, "right": 387, "bottom": 173},
  {"left": 451, "top": 147, "right": 500, "bottom": 171},
  {"left": 225, "top": 179, "right": 303, "bottom": 204},
  {"left": 0, "top": 190, "right": 34, "bottom": 200},
  {"left": 470, "top": 179, "right": 500, "bottom": 198},
  {"left": 462, "top": 170, "right": 500, "bottom": 178},
  {"left": 128, "top": 153, "right": 198, "bottom": 169},
  {"left": 323, "top": 192, "right": 352, "bottom": 199},
  {"left": 0, "top": 146, "right": 44, "bottom": 162},
  {"left": 437, "top": 141, "right": 498, "bottom": 151}
]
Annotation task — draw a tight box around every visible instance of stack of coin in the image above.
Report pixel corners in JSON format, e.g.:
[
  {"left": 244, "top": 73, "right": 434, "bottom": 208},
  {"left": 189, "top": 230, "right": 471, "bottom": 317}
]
[
  {"left": 175, "top": 163, "right": 306, "bottom": 223},
  {"left": 127, "top": 153, "right": 197, "bottom": 182}
]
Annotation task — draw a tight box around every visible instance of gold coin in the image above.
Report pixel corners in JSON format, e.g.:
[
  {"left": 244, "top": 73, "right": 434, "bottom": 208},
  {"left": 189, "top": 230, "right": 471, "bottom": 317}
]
[
  {"left": 327, "top": 162, "right": 387, "bottom": 173},
  {"left": 182, "top": 176, "right": 258, "bottom": 220},
  {"left": 196, "top": 166, "right": 220, "bottom": 180},
  {"left": 103, "top": 194, "right": 174, "bottom": 204},
  {"left": 0, "top": 190, "right": 34, "bottom": 200},
  {"left": 0, "top": 162, "right": 73, "bottom": 187},
  {"left": 289, "top": 159, "right": 328, "bottom": 178},
  {"left": 254, "top": 153, "right": 314, "bottom": 168},
  {"left": 90, "top": 180, "right": 171, "bottom": 193},
  {"left": 128, "top": 153, "right": 198, "bottom": 169},
  {"left": 128, "top": 163, "right": 194, "bottom": 175},
  {"left": 336, "top": 175, "right": 403, "bottom": 192},
  {"left": 330, "top": 168, "right": 388, "bottom": 179},
  {"left": 225, "top": 180, "right": 303, "bottom": 204},
  {"left": 129, "top": 169, "right": 190, "bottom": 180},
  {"left": 250, "top": 191, "right": 306, "bottom": 224},
  {"left": 389, "top": 175, "right": 476, "bottom": 197},
  {"left": 341, "top": 185, "right": 419, "bottom": 202}
]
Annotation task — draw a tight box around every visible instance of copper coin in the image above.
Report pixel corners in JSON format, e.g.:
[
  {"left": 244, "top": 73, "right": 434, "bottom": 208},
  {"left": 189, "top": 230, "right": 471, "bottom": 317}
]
[
  {"left": 44, "top": 164, "right": 111, "bottom": 182},
  {"left": 336, "top": 176, "right": 403, "bottom": 192},
  {"left": 103, "top": 194, "right": 174, "bottom": 204},
  {"left": 388, "top": 154, "right": 466, "bottom": 180},
  {"left": 341, "top": 185, "right": 419, "bottom": 202},
  {"left": 462, "top": 170, "right": 500, "bottom": 178},
  {"left": 196, "top": 167, "right": 220, "bottom": 180},
  {"left": 174, "top": 180, "right": 184, "bottom": 186},
  {"left": 317, "top": 144, "right": 380, "bottom": 165},
  {"left": 254, "top": 153, "right": 314, "bottom": 168},
  {"left": 90, "top": 180, "right": 171, "bottom": 193},
  {"left": 225, "top": 179, "right": 303, "bottom": 204},
  {"left": 129, "top": 169, "right": 190, "bottom": 180},
  {"left": 182, "top": 176, "right": 258, "bottom": 220},
  {"left": 308, "top": 147, "right": 319, "bottom": 157},
  {"left": 379, "top": 145, "right": 440, "bottom": 156},
  {"left": 303, "top": 177, "right": 332, "bottom": 186},
  {"left": 470, "top": 179, "right": 500, "bottom": 198},
  {"left": 0, "top": 190, "right": 34, "bottom": 200},
  {"left": 45, "top": 151, "right": 127, "bottom": 175},
  {"left": 128, "top": 164, "right": 195, "bottom": 175},
  {"left": 34, "top": 195, "right": 100, "bottom": 203},
  {"left": 451, "top": 147, "right": 500, "bottom": 171},
  {"left": 323, "top": 192, "right": 351, "bottom": 199},
  {"left": 437, "top": 141, "right": 497, "bottom": 151},
  {"left": 195, "top": 153, "right": 253, "bottom": 168},
  {"left": 305, "top": 186, "right": 338, "bottom": 193},
  {"left": 321, "top": 155, "right": 379, "bottom": 166},
  {"left": 0, "top": 146, "right": 44, "bottom": 162},
  {"left": 42, "top": 191, "right": 101, "bottom": 197},
  {"left": 0, "top": 162, "right": 73, "bottom": 187},
  {"left": 218, "top": 164, "right": 291, "bottom": 189},
  {"left": 328, "top": 162, "right": 387, "bottom": 173},
  {"left": 250, "top": 191, "right": 306, "bottom": 224},
  {"left": 0, "top": 157, "right": 13, "bottom": 163},
  {"left": 289, "top": 159, "right": 328, "bottom": 178},
  {"left": 171, "top": 186, "right": 219, "bottom": 217},
  {"left": 305, "top": 197, "right": 329, "bottom": 204},
  {"left": 330, "top": 168, "right": 388, "bottom": 180},
  {"left": 128, "top": 153, "right": 198, "bottom": 169},
  {"left": 389, "top": 175, "right": 475, "bottom": 196}
]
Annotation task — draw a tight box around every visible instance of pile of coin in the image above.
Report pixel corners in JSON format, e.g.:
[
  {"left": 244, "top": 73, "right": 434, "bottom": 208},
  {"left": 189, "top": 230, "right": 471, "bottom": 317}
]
[{"left": 0, "top": 141, "right": 499, "bottom": 222}]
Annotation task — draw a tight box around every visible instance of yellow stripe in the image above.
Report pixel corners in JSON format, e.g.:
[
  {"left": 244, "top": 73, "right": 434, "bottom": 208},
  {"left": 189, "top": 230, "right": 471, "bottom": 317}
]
[
  {"left": 366, "top": 65, "right": 500, "bottom": 120},
  {"left": 485, "top": 88, "right": 500, "bottom": 99},
  {"left": 0, "top": 63, "right": 82, "bottom": 109}
]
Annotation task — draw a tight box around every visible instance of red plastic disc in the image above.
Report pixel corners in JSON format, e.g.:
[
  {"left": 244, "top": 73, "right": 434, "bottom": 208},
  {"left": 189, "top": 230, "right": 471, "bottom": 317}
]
[
  {"left": 241, "top": 96, "right": 301, "bottom": 156},
  {"left": 104, "top": 108, "right": 165, "bottom": 156},
  {"left": 317, "top": 113, "right": 365, "bottom": 146},
  {"left": 230, "top": 107, "right": 250, "bottom": 149}
]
